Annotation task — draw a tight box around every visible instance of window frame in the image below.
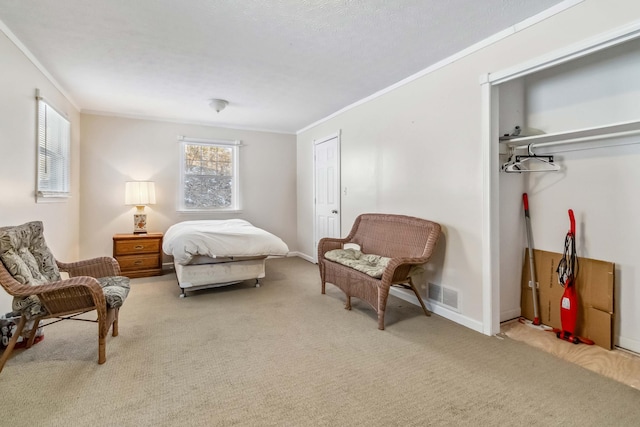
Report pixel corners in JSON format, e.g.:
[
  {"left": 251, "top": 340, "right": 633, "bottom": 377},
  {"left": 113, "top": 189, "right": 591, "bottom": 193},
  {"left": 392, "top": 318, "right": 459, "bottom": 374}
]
[
  {"left": 177, "top": 136, "right": 241, "bottom": 212},
  {"left": 36, "top": 92, "right": 71, "bottom": 201}
]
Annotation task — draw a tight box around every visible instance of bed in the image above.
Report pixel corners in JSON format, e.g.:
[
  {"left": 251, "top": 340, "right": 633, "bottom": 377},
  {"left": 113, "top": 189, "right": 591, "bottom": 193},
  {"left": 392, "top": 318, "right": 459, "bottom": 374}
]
[{"left": 163, "top": 219, "right": 289, "bottom": 297}]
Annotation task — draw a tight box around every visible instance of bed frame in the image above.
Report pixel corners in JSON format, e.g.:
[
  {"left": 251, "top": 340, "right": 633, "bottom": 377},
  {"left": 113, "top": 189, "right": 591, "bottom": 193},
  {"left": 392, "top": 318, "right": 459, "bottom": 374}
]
[{"left": 173, "top": 256, "right": 267, "bottom": 298}]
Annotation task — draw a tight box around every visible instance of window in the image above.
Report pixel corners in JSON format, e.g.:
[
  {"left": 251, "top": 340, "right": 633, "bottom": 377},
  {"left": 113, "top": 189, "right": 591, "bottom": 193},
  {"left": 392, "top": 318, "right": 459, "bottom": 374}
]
[
  {"left": 37, "top": 95, "right": 70, "bottom": 199},
  {"left": 178, "top": 137, "right": 240, "bottom": 211}
]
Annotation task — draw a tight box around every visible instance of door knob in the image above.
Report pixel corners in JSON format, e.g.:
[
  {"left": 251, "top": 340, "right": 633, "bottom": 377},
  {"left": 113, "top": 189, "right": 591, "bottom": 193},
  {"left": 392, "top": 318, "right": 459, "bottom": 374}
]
[{"left": 331, "top": 210, "right": 338, "bottom": 214}]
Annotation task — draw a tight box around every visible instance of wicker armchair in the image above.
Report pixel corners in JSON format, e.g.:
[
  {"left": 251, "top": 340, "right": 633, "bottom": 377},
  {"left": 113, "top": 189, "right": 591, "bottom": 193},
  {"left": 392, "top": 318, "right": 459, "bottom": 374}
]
[
  {"left": 318, "top": 213, "right": 441, "bottom": 330},
  {"left": 0, "top": 222, "right": 129, "bottom": 374}
]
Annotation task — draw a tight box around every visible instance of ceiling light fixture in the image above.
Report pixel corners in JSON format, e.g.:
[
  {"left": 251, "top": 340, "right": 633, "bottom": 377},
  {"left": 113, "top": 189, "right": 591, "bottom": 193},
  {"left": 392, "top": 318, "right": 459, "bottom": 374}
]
[{"left": 209, "top": 98, "right": 229, "bottom": 113}]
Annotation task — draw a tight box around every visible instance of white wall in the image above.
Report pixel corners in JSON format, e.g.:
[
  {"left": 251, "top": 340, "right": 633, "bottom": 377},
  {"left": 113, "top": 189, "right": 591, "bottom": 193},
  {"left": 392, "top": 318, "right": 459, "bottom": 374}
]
[
  {"left": 297, "top": 0, "right": 640, "bottom": 338},
  {"left": 0, "top": 31, "right": 81, "bottom": 313},
  {"left": 79, "top": 114, "right": 297, "bottom": 261}
]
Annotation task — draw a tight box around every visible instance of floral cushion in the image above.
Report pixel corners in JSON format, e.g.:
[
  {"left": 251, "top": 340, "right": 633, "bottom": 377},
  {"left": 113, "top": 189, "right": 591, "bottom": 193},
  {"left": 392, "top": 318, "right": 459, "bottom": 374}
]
[
  {"left": 0, "top": 222, "right": 61, "bottom": 318},
  {"left": 11, "top": 294, "right": 48, "bottom": 319},
  {"left": 96, "top": 276, "right": 130, "bottom": 309},
  {"left": 0, "top": 221, "right": 61, "bottom": 284},
  {"left": 324, "top": 248, "right": 391, "bottom": 279},
  {"left": 1, "top": 248, "right": 48, "bottom": 285}
]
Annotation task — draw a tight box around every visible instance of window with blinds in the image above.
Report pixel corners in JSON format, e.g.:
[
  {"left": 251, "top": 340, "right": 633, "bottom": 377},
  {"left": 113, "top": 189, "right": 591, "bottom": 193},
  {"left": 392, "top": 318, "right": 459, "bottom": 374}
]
[
  {"left": 37, "top": 97, "right": 70, "bottom": 199},
  {"left": 178, "top": 137, "right": 241, "bottom": 211}
]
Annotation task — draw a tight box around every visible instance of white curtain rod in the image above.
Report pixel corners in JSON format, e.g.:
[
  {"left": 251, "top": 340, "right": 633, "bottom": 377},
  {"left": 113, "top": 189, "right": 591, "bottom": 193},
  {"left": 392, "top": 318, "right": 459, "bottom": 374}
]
[
  {"left": 177, "top": 135, "right": 242, "bottom": 146},
  {"left": 35, "top": 88, "right": 70, "bottom": 121}
]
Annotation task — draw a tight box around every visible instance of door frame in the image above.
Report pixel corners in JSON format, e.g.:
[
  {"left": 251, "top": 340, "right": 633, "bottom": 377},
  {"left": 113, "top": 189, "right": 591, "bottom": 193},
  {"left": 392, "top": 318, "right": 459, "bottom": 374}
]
[{"left": 313, "top": 131, "right": 341, "bottom": 263}]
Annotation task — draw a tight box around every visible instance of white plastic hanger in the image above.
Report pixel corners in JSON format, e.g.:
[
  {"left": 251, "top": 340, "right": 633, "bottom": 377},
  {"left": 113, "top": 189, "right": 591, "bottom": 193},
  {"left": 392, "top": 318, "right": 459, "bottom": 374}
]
[{"left": 502, "top": 144, "right": 559, "bottom": 173}]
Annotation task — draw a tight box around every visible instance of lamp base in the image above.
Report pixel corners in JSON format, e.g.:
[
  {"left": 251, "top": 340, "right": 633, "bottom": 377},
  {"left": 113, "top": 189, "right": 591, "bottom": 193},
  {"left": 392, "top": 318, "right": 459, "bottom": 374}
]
[{"left": 133, "top": 207, "right": 148, "bottom": 234}]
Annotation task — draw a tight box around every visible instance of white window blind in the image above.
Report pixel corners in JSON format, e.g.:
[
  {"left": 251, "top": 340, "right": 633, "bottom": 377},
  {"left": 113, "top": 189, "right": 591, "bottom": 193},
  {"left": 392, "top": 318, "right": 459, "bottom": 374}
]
[
  {"left": 178, "top": 137, "right": 241, "bottom": 211},
  {"left": 37, "top": 94, "right": 70, "bottom": 199}
]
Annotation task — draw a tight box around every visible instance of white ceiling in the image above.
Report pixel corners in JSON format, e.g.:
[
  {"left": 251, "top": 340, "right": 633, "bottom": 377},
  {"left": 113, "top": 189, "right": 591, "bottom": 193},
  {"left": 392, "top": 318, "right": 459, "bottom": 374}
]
[{"left": 0, "top": 0, "right": 566, "bottom": 134}]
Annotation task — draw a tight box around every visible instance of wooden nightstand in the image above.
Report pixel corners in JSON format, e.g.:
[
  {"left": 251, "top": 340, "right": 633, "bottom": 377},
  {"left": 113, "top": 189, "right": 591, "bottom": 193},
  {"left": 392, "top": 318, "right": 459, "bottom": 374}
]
[{"left": 113, "top": 232, "right": 164, "bottom": 278}]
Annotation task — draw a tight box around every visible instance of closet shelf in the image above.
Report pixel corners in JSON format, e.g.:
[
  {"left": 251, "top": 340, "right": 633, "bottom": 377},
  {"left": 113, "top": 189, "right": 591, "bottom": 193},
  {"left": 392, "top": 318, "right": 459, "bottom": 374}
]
[{"left": 500, "top": 119, "right": 640, "bottom": 149}]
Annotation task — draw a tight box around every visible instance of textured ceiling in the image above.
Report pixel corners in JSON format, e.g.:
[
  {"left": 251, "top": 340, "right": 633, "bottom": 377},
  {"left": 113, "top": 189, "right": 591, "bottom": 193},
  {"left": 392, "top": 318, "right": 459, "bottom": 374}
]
[{"left": 0, "top": 0, "right": 566, "bottom": 133}]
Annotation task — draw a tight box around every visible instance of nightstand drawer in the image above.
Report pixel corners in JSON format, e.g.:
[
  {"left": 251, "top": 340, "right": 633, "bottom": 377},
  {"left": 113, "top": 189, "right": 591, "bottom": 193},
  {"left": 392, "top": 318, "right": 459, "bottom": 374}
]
[
  {"left": 113, "top": 232, "right": 163, "bottom": 278},
  {"left": 114, "top": 239, "right": 161, "bottom": 256},
  {"left": 117, "top": 254, "right": 161, "bottom": 271}
]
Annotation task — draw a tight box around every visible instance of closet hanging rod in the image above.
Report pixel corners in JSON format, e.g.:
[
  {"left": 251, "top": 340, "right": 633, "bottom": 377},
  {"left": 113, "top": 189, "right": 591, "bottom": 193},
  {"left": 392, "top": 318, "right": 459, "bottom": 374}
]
[{"left": 511, "top": 128, "right": 640, "bottom": 153}]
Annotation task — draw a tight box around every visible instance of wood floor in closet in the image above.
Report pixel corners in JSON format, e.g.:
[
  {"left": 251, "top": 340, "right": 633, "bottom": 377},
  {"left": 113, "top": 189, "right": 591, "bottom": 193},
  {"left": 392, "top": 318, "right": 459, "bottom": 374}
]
[{"left": 501, "top": 320, "right": 640, "bottom": 390}]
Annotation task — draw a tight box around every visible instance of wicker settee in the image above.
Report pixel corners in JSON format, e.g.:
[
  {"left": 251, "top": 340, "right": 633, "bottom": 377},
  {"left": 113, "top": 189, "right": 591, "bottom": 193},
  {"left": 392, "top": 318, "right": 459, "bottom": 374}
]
[{"left": 318, "top": 213, "right": 441, "bottom": 330}]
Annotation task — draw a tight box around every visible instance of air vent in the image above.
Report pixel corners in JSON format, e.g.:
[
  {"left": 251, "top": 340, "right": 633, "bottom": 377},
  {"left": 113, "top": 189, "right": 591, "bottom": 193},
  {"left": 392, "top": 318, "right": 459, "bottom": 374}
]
[
  {"left": 428, "top": 282, "right": 460, "bottom": 312},
  {"left": 428, "top": 282, "right": 442, "bottom": 303},
  {"left": 442, "top": 287, "right": 459, "bottom": 310}
]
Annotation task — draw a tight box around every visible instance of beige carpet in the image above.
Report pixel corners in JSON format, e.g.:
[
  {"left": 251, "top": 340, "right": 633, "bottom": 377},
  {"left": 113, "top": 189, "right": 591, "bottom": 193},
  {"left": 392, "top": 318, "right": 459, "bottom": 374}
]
[{"left": 1, "top": 257, "right": 639, "bottom": 426}]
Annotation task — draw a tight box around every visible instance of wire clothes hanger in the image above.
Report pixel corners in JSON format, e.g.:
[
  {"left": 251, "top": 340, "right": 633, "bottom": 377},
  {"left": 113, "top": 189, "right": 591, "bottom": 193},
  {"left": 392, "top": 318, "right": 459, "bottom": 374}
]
[{"left": 502, "top": 144, "right": 560, "bottom": 173}]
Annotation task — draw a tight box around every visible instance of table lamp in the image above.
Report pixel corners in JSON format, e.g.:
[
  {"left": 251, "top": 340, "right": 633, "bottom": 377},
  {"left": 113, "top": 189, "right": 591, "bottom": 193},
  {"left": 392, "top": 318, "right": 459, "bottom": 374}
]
[{"left": 125, "top": 181, "right": 156, "bottom": 234}]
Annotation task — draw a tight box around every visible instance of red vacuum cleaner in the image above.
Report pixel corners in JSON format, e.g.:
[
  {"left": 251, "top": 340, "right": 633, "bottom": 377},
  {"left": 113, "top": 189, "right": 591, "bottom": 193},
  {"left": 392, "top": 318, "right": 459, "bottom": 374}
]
[{"left": 554, "top": 209, "right": 593, "bottom": 345}]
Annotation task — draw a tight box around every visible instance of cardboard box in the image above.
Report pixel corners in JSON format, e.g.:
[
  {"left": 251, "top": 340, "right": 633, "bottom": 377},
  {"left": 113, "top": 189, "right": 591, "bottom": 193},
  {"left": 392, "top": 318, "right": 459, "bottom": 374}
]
[{"left": 520, "top": 249, "right": 614, "bottom": 349}]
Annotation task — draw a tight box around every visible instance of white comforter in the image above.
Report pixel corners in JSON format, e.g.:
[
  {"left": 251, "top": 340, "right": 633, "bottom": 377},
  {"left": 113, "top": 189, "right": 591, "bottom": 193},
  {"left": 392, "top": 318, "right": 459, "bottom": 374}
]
[{"left": 163, "top": 219, "right": 289, "bottom": 265}]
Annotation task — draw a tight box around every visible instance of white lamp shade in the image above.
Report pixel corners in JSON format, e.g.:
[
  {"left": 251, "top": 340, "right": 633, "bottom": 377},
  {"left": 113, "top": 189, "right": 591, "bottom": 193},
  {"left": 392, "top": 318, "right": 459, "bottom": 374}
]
[{"left": 125, "top": 181, "right": 156, "bottom": 206}]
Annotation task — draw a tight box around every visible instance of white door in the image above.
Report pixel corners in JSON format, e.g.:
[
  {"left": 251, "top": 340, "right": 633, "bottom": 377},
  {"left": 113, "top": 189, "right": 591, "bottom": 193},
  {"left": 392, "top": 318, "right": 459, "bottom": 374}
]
[{"left": 314, "top": 133, "right": 341, "bottom": 261}]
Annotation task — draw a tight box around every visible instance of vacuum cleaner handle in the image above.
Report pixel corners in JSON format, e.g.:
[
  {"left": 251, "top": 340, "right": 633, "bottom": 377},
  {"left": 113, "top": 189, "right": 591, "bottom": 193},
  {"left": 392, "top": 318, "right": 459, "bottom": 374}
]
[
  {"left": 568, "top": 209, "right": 575, "bottom": 236},
  {"left": 522, "top": 193, "right": 540, "bottom": 325}
]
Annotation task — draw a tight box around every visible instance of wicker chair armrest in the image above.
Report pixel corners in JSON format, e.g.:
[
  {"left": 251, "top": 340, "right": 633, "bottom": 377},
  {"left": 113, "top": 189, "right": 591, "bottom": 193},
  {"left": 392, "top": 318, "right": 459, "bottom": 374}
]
[
  {"left": 34, "top": 276, "right": 107, "bottom": 316},
  {"left": 381, "top": 256, "right": 430, "bottom": 284},
  {"left": 57, "top": 257, "right": 122, "bottom": 278},
  {"left": 1, "top": 271, "right": 106, "bottom": 308},
  {"left": 0, "top": 267, "right": 42, "bottom": 297},
  {"left": 317, "top": 237, "right": 350, "bottom": 258},
  {"left": 32, "top": 275, "right": 102, "bottom": 293}
]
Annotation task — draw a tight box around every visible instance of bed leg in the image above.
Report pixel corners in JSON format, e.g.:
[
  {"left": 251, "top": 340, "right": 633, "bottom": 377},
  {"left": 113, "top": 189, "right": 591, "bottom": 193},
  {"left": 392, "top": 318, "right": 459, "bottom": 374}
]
[
  {"left": 180, "top": 288, "right": 187, "bottom": 298},
  {"left": 255, "top": 278, "right": 261, "bottom": 288}
]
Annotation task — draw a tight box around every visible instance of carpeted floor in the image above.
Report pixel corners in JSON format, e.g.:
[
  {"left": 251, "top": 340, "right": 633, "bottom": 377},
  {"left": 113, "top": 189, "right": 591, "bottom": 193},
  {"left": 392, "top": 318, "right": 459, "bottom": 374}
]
[{"left": 1, "top": 257, "right": 639, "bottom": 426}]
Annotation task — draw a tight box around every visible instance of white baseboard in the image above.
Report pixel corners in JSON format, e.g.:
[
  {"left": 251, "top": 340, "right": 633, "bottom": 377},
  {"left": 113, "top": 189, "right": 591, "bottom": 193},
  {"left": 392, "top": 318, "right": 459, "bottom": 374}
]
[
  {"left": 289, "top": 251, "right": 315, "bottom": 263},
  {"left": 500, "top": 308, "right": 522, "bottom": 323},
  {"left": 389, "top": 288, "right": 484, "bottom": 334},
  {"left": 617, "top": 336, "right": 640, "bottom": 354}
]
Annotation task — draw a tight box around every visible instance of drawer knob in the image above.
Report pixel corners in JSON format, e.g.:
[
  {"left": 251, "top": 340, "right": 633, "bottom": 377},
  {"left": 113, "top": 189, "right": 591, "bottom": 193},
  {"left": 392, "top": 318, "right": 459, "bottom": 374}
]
[
  {"left": 134, "top": 260, "right": 143, "bottom": 265},
  {"left": 134, "top": 245, "right": 144, "bottom": 250}
]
